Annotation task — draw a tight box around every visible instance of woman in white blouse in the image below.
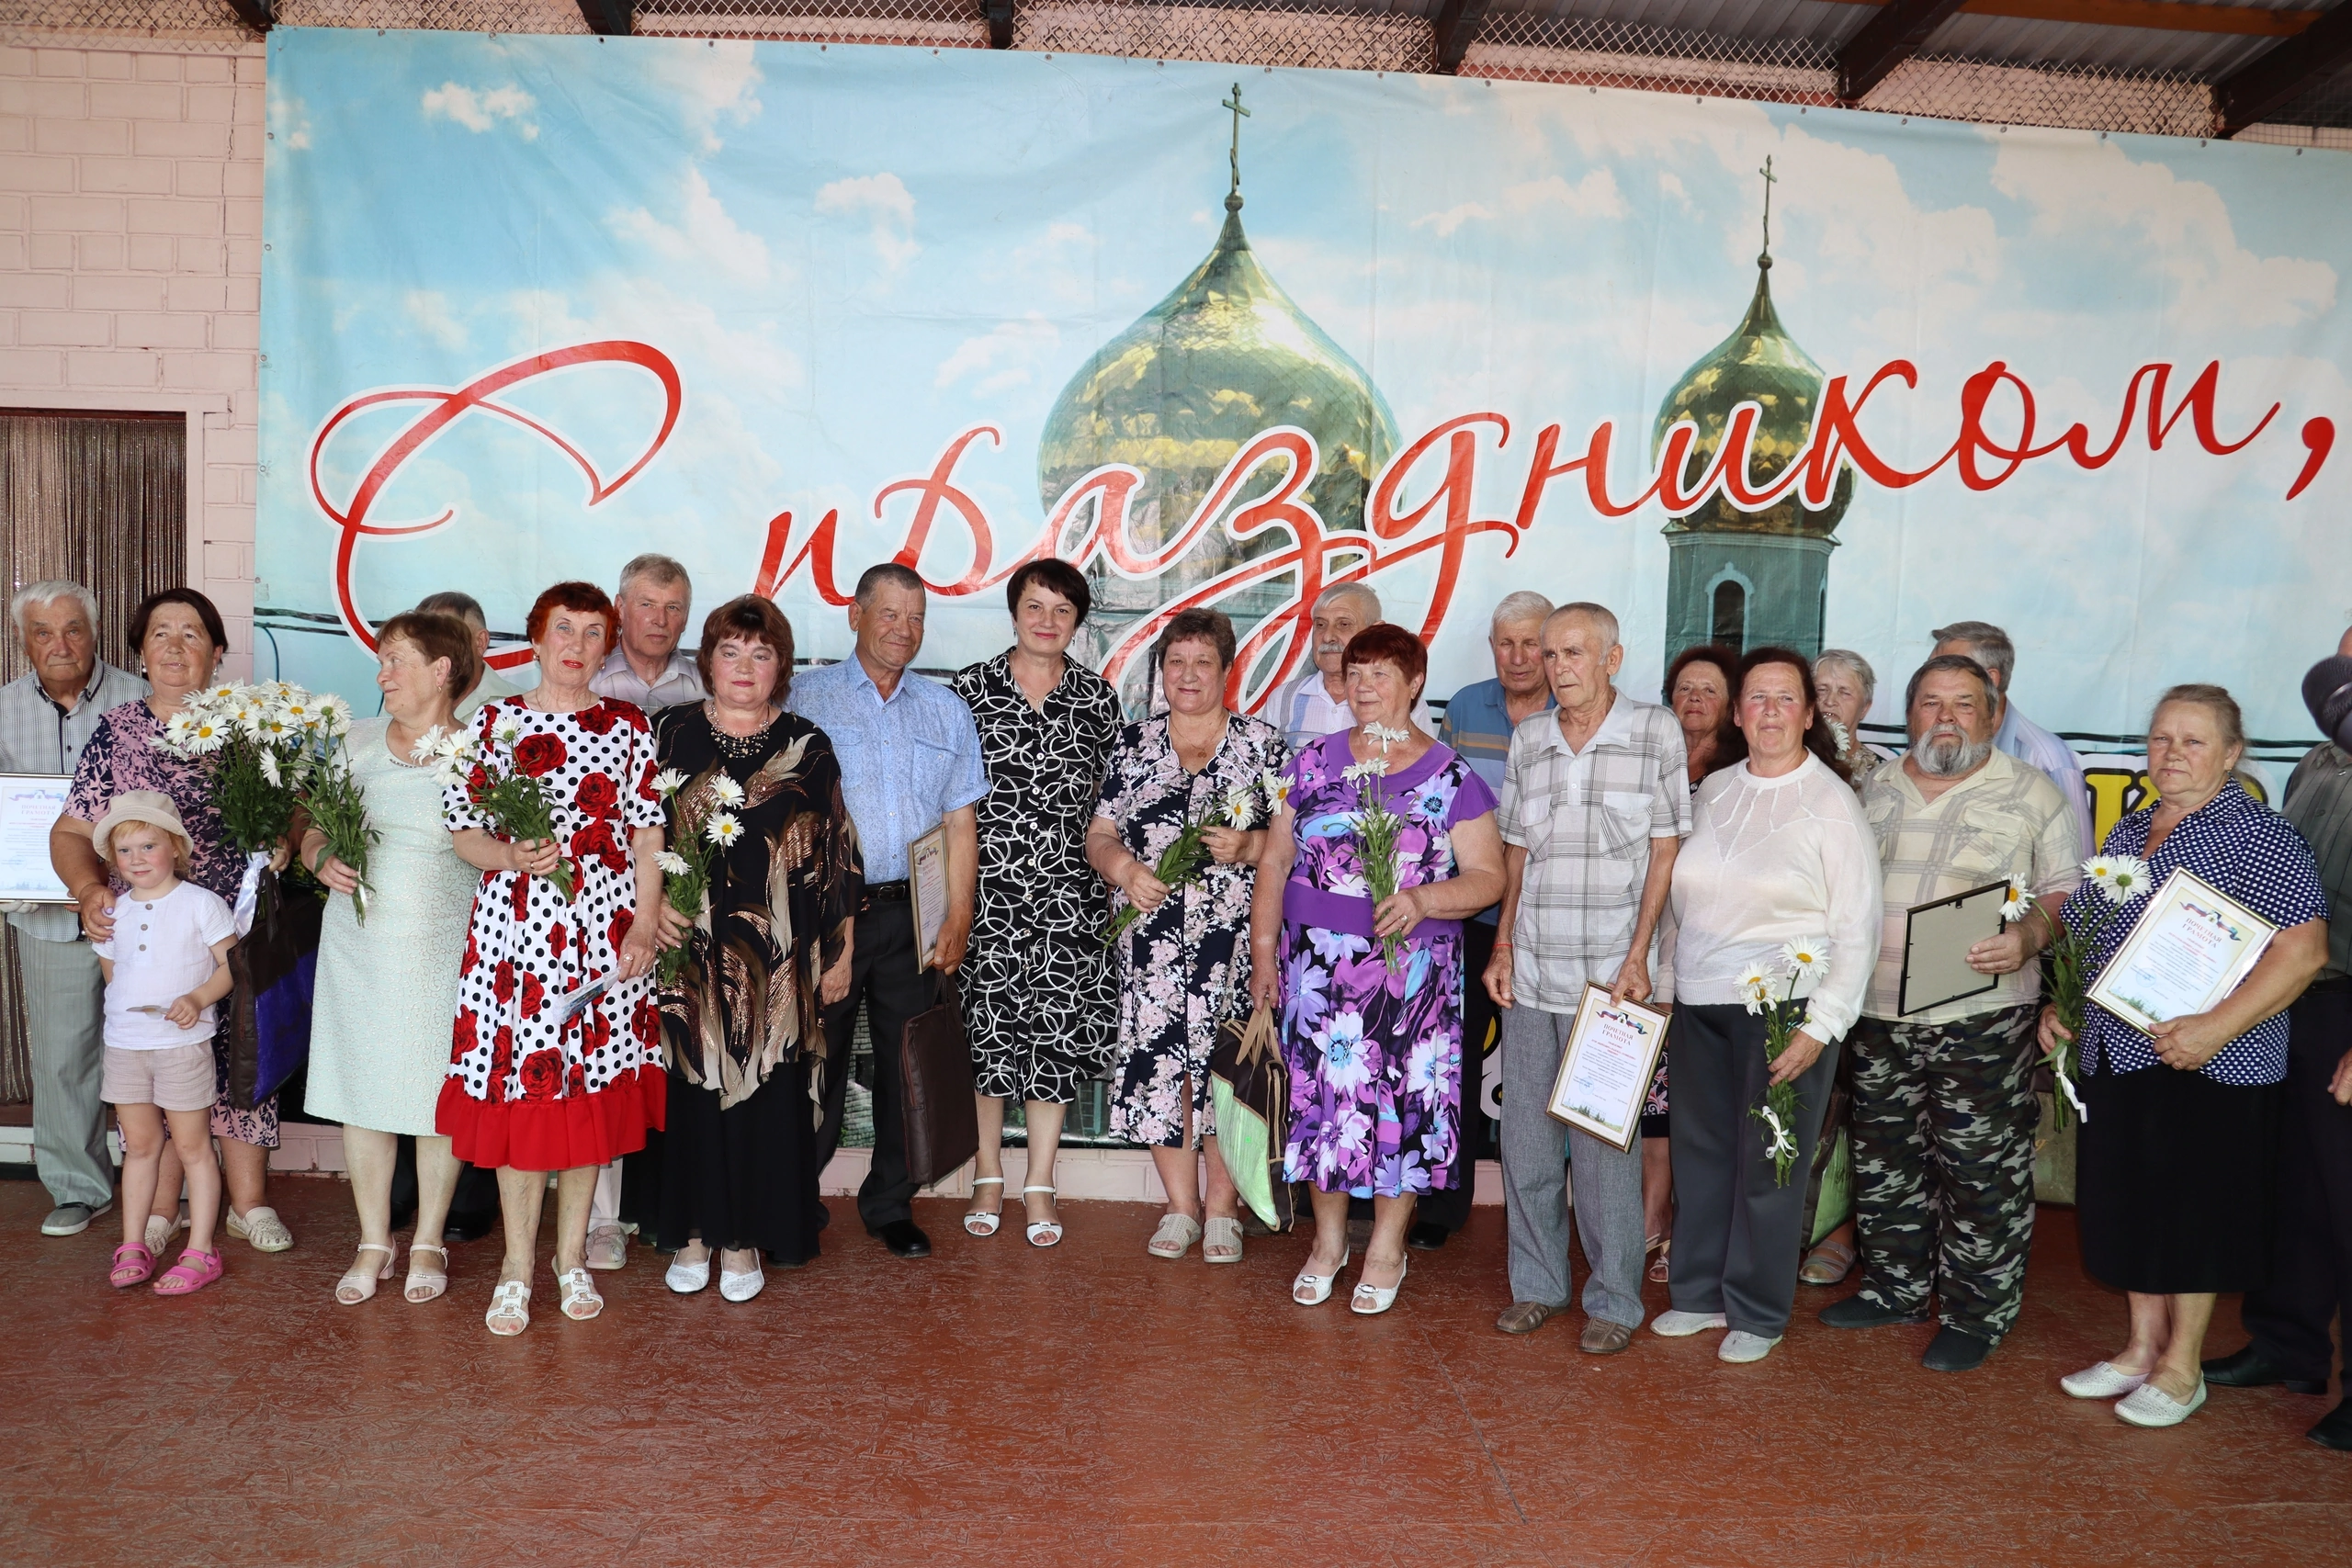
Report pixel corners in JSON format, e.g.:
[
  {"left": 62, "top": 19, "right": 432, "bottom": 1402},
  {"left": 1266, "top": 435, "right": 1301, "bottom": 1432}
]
[{"left": 1653, "top": 647, "right": 1883, "bottom": 1364}]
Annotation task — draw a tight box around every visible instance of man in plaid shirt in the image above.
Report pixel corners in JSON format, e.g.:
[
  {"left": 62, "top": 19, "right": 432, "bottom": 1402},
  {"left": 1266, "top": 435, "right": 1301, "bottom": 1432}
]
[{"left": 1487, "top": 604, "right": 1689, "bottom": 1352}]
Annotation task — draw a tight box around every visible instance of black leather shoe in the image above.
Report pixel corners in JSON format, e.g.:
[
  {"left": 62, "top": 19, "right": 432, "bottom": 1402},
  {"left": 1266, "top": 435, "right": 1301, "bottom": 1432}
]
[
  {"left": 443, "top": 1210, "right": 495, "bottom": 1244},
  {"left": 2309, "top": 1398, "right": 2352, "bottom": 1452},
  {"left": 1921, "top": 1325, "right": 1993, "bottom": 1372},
  {"left": 1819, "top": 1294, "right": 1930, "bottom": 1330},
  {"left": 2201, "top": 1344, "right": 2329, "bottom": 1396},
  {"left": 873, "top": 1219, "right": 932, "bottom": 1258},
  {"left": 1407, "top": 1220, "right": 1450, "bottom": 1252}
]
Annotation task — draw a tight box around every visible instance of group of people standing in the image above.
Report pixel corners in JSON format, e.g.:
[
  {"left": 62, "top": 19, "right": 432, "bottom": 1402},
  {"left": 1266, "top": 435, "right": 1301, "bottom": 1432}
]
[{"left": 9, "top": 563, "right": 2347, "bottom": 1450}]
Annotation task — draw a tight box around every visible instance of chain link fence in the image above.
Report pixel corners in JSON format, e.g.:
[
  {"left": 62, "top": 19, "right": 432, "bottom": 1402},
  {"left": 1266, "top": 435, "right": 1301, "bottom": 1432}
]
[{"left": 3, "top": 0, "right": 2346, "bottom": 140}]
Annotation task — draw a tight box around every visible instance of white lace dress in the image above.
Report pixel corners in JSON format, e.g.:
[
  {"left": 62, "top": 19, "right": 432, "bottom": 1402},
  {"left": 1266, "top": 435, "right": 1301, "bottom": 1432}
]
[
  {"left": 304, "top": 718, "right": 482, "bottom": 1136},
  {"left": 1668, "top": 751, "right": 1883, "bottom": 1043}
]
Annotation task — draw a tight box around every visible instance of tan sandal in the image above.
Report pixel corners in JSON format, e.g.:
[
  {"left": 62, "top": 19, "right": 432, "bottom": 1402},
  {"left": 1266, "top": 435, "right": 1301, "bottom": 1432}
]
[
  {"left": 1203, "top": 1217, "right": 1244, "bottom": 1264},
  {"left": 1647, "top": 1239, "right": 1671, "bottom": 1285},
  {"left": 404, "top": 1243, "right": 450, "bottom": 1303},
  {"left": 335, "top": 1243, "right": 396, "bottom": 1305},
  {"left": 1147, "top": 1213, "right": 1202, "bottom": 1260},
  {"left": 1800, "top": 1235, "right": 1858, "bottom": 1286}
]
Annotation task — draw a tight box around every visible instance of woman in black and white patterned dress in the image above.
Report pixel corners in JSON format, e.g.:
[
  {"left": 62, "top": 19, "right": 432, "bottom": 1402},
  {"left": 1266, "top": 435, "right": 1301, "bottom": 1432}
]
[{"left": 948, "top": 559, "right": 1123, "bottom": 1247}]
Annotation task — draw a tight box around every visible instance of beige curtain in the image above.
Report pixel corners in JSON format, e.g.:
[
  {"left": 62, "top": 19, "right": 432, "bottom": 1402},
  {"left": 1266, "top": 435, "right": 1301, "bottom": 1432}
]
[{"left": 0, "top": 411, "right": 188, "bottom": 1102}]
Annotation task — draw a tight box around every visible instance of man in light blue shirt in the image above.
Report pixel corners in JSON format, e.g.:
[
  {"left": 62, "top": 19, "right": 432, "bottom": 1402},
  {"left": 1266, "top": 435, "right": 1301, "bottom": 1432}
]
[
  {"left": 1412, "top": 591, "right": 1555, "bottom": 1251},
  {"left": 1932, "top": 620, "right": 2096, "bottom": 859},
  {"left": 788, "top": 563, "right": 986, "bottom": 1260}
]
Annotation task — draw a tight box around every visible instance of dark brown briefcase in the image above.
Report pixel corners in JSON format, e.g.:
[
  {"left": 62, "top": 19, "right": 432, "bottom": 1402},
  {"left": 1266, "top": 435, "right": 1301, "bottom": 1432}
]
[{"left": 899, "top": 969, "right": 978, "bottom": 1189}]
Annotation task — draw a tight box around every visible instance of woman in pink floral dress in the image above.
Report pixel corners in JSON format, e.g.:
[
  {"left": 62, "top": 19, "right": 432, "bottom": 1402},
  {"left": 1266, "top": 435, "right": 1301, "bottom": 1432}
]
[{"left": 438, "top": 581, "right": 667, "bottom": 1336}]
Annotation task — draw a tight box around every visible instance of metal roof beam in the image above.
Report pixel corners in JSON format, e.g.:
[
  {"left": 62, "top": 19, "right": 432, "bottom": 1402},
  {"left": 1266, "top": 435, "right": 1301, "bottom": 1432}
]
[
  {"left": 2217, "top": 6, "right": 2352, "bottom": 134},
  {"left": 1815, "top": 0, "right": 2322, "bottom": 38},
  {"left": 1432, "top": 0, "right": 1492, "bottom": 74},
  {"left": 576, "top": 0, "right": 632, "bottom": 34},
  {"left": 1838, "top": 0, "right": 1973, "bottom": 100},
  {"left": 987, "top": 0, "right": 1014, "bottom": 48}
]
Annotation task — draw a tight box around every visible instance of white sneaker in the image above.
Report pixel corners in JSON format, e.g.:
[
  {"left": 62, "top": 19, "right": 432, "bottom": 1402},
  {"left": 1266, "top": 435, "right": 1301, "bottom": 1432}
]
[
  {"left": 1718, "top": 1330, "right": 1782, "bottom": 1363},
  {"left": 1651, "top": 1309, "right": 1729, "bottom": 1337},
  {"left": 2116, "top": 1379, "right": 2207, "bottom": 1428},
  {"left": 664, "top": 1256, "right": 710, "bottom": 1293},
  {"left": 718, "top": 1267, "right": 765, "bottom": 1303},
  {"left": 2061, "top": 1361, "right": 2150, "bottom": 1400},
  {"left": 585, "top": 1222, "right": 629, "bottom": 1270},
  {"left": 41, "top": 1201, "right": 111, "bottom": 1236}
]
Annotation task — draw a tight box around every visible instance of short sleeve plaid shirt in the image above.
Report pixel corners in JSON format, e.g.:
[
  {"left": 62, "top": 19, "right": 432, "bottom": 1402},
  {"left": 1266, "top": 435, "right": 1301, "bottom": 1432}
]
[{"left": 1497, "top": 694, "right": 1689, "bottom": 1012}]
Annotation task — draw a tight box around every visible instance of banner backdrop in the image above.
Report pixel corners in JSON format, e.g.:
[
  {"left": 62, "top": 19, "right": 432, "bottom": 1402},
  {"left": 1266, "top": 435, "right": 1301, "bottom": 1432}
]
[{"left": 258, "top": 28, "right": 2352, "bottom": 840}]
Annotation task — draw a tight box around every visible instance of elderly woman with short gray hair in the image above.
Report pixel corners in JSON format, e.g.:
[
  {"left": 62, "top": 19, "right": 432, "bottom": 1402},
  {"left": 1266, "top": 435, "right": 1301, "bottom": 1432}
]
[{"left": 1815, "top": 649, "right": 1888, "bottom": 782}]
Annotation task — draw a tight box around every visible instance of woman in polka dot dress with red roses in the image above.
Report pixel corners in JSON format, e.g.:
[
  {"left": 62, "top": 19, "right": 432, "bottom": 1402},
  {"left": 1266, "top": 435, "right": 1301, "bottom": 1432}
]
[{"left": 437, "top": 581, "right": 669, "bottom": 1337}]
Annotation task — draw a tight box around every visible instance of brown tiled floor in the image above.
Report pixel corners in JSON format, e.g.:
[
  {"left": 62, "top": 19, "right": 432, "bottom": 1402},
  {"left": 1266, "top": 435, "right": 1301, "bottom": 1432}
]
[{"left": 3, "top": 1176, "right": 2346, "bottom": 1566}]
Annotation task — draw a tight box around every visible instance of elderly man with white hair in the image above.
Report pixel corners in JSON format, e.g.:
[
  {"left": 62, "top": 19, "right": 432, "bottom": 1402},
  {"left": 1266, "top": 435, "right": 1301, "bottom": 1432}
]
[
  {"left": 1487, "top": 603, "right": 1689, "bottom": 1349},
  {"left": 594, "top": 552, "right": 705, "bottom": 715},
  {"left": 0, "top": 581, "right": 147, "bottom": 1237},
  {"left": 1408, "top": 590, "right": 1555, "bottom": 1250},
  {"left": 1269, "top": 582, "right": 1432, "bottom": 749},
  {"left": 1930, "top": 620, "right": 2093, "bottom": 863}
]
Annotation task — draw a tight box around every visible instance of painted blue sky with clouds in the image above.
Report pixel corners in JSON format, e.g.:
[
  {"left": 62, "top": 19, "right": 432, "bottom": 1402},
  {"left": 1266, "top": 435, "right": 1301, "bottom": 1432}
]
[{"left": 260, "top": 28, "right": 2352, "bottom": 740}]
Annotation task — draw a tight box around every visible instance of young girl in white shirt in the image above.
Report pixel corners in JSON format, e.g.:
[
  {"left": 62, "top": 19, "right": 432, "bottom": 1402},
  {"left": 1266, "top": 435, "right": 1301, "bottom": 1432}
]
[{"left": 92, "top": 791, "right": 238, "bottom": 1296}]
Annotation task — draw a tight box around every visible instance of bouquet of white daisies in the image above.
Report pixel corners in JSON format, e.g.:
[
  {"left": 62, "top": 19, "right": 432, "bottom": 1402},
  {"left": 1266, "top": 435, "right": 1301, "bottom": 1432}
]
[
  {"left": 2031, "top": 853, "right": 2155, "bottom": 1131},
  {"left": 160, "top": 681, "right": 356, "bottom": 858},
  {"left": 650, "top": 767, "right": 746, "bottom": 986},
  {"left": 1736, "top": 938, "right": 1833, "bottom": 1187}
]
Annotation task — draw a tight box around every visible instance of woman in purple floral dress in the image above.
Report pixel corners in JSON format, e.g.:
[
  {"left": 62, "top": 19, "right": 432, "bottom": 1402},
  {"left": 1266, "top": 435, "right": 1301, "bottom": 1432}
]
[
  {"left": 1250, "top": 624, "right": 1505, "bottom": 1315},
  {"left": 1088, "top": 610, "right": 1286, "bottom": 1265}
]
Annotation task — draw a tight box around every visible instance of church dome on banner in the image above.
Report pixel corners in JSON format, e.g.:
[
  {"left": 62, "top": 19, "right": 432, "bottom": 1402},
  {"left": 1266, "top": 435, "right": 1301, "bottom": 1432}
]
[
  {"left": 1038, "top": 85, "right": 1399, "bottom": 665},
  {"left": 1656, "top": 158, "right": 1854, "bottom": 664}
]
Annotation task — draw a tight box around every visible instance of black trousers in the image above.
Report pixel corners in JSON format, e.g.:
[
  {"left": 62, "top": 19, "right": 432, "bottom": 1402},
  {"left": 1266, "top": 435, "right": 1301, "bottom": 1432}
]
[
  {"left": 817, "top": 903, "right": 927, "bottom": 1231},
  {"left": 2243, "top": 985, "right": 2352, "bottom": 1383},
  {"left": 1668, "top": 1001, "right": 1840, "bottom": 1338},
  {"left": 1418, "top": 919, "right": 1499, "bottom": 1232}
]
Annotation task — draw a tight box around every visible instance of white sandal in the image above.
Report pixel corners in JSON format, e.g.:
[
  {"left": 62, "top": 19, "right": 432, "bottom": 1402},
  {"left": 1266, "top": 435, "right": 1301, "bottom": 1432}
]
[
  {"left": 1351, "top": 1258, "right": 1409, "bottom": 1316},
  {"left": 226, "top": 1205, "right": 294, "bottom": 1253},
  {"left": 335, "top": 1243, "right": 396, "bottom": 1305},
  {"left": 557, "top": 1266, "right": 604, "bottom": 1321},
  {"left": 1293, "top": 1247, "right": 1351, "bottom": 1306},
  {"left": 1023, "top": 1186, "right": 1061, "bottom": 1248},
  {"left": 964, "top": 1175, "right": 1005, "bottom": 1238},
  {"left": 404, "top": 1243, "right": 449, "bottom": 1303},
  {"left": 1203, "top": 1217, "right": 1244, "bottom": 1264},
  {"left": 485, "top": 1280, "right": 531, "bottom": 1336},
  {"left": 1147, "top": 1213, "right": 1202, "bottom": 1260}
]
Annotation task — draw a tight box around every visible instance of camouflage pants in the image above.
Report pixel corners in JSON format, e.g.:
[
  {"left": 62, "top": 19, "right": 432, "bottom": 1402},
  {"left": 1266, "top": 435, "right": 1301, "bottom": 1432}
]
[{"left": 1848, "top": 1004, "right": 2040, "bottom": 1341}]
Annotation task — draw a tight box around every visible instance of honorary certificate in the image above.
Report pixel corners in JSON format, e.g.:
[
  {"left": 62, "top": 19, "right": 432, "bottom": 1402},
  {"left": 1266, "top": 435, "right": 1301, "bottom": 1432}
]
[
  {"left": 1898, "top": 878, "right": 2011, "bottom": 1016},
  {"left": 1546, "top": 984, "right": 1670, "bottom": 1152},
  {"left": 2087, "top": 867, "right": 2278, "bottom": 1035},
  {"left": 0, "top": 773, "right": 74, "bottom": 904},
  {"left": 910, "top": 824, "right": 950, "bottom": 972}
]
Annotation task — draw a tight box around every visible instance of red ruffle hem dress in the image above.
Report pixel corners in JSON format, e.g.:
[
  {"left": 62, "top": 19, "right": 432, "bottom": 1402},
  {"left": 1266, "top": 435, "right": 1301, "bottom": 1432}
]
[{"left": 435, "top": 696, "right": 668, "bottom": 1171}]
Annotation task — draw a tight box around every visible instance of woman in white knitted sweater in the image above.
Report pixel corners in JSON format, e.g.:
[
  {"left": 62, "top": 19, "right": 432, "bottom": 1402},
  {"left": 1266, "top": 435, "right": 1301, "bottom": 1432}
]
[{"left": 1653, "top": 646, "right": 1883, "bottom": 1364}]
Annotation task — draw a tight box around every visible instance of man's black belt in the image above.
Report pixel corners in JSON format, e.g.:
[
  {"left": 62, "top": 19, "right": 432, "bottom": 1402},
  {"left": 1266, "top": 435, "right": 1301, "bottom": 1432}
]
[{"left": 863, "top": 879, "right": 911, "bottom": 910}]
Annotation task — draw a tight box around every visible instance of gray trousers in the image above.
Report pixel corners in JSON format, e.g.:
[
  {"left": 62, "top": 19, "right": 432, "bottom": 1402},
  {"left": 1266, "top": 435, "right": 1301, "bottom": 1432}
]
[
  {"left": 1501, "top": 1001, "right": 1647, "bottom": 1327},
  {"left": 22, "top": 934, "right": 112, "bottom": 1211},
  {"left": 1668, "top": 1002, "right": 1840, "bottom": 1338}
]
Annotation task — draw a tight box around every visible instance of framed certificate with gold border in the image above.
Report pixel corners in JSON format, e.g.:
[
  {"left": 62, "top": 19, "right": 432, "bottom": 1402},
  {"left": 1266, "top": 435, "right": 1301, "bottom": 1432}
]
[
  {"left": 909, "top": 824, "right": 950, "bottom": 972},
  {"left": 2088, "top": 867, "right": 2278, "bottom": 1035},
  {"left": 1545, "top": 984, "right": 1670, "bottom": 1153}
]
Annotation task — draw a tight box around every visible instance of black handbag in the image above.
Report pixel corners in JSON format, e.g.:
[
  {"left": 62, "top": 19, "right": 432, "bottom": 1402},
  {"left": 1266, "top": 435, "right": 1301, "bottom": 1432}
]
[
  {"left": 898, "top": 969, "right": 978, "bottom": 1189},
  {"left": 1207, "top": 1006, "right": 1300, "bottom": 1232},
  {"left": 221, "top": 866, "right": 324, "bottom": 1111}
]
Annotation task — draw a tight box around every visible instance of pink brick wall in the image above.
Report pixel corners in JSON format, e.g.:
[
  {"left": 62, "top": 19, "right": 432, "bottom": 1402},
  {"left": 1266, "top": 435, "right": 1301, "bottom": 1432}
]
[{"left": 0, "top": 39, "right": 263, "bottom": 676}]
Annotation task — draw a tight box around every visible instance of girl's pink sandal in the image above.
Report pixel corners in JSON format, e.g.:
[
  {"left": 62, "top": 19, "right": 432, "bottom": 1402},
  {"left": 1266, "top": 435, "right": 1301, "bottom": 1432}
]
[
  {"left": 152, "top": 1248, "right": 224, "bottom": 1296},
  {"left": 108, "top": 1244, "right": 155, "bottom": 1289}
]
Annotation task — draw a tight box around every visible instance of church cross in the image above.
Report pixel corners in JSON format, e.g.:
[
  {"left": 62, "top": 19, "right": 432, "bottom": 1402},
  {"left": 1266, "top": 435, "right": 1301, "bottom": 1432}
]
[{"left": 1224, "top": 83, "right": 1251, "bottom": 197}]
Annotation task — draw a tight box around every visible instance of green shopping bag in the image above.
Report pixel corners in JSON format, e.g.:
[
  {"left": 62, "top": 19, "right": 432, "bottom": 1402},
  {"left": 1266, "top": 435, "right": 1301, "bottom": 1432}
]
[{"left": 1207, "top": 1006, "right": 1297, "bottom": 1232}]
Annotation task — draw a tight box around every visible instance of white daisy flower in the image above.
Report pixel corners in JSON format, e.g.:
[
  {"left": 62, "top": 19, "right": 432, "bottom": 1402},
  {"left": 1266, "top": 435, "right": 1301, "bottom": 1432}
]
[
  {"left": 709, "top": 776, "right": 746, "bottom": 807},
  {"left": 1737, "top": 964, "right": 1773, "bottom": 1015},
  {"left": 492, "top": 717, "right": 523, "bottom": 748},
  {"left": 1223, "top": 788, "right": 1258, "bottom": 829},
  {"left": 2085, "top": 854, "right": 2154, "bottom": 907},
  {"left": 651, "top": 768, "right": 689, "bottom": 798},
  {"left": 409, "top": 726, "right": 447, "bottom": 765},
  {"left": 655, "top": 850, "right": 693, "bottom": 877},
  {"left": 1779, "top": 938, "right": 1832, "bottom": 983},
  {"left": 259, "top": 749, "right": 281, "bottom": 787},
  {"left": 2000, "top": 881, "right": 2034, "bottom": 923},
  {"left": 705, "top": 812, "right": 744, "bottom": 849},
  {"left": 1364, "top": 723, "right": 1410, "bottom": 744}
]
